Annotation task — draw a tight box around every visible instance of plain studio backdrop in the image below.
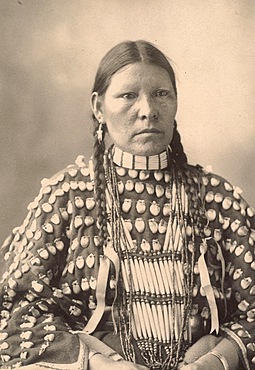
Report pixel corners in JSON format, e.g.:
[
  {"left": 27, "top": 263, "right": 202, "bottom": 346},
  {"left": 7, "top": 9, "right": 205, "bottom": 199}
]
[{"left": 0, "top": 0, "right": 254, "bottom": 242}]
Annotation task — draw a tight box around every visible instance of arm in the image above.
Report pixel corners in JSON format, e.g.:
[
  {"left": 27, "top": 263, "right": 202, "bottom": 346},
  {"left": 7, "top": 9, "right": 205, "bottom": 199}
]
[
  {"left": 0, "top": 164, "right": 91, "bottom": 369},
  {"left": 183, "top": 173, "right": 255, "bottom": 369},
  {"left": 89, "top": 354, "right": 148, "bottom": 370},
  {"left": 0, "top": 157, "right": 150, "bottom": 369},
  {"left": 218, "top": 184, "right": 255, "bottom": 369}
]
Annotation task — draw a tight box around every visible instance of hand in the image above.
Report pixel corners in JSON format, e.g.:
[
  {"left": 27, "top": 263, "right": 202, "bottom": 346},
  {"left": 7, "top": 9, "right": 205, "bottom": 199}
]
[
  {"left": 180, "top": 354, "right": 217, "bottom": 370},
  {"left": 180, "top": 365, "right": 200, "bottom": 370},
  {"left": 181, "top": 363, "right": 203, "bottom": 370},
  {"left": 183, "top": 334, "right": 222, "bottom": 364},
  {"left": 89, "top": 353, "right": 149, "bottom": 370},
  {"left": 10, "top": 366, "right": 57, "bottom": 370},
  {"left": 182, "top": 336, "right": 239, "bottom": 370}
]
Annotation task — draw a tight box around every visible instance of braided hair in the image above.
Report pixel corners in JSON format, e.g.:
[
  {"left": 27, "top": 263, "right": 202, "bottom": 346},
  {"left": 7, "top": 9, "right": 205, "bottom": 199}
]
[
  {"left": 92, "top": 119, "right": 108, "bottom": 250},
  {"left": 170, "top": 120, "right": 188, "bottom": 167},
  {"left": 169, "top": 121, "right": 207, "bottom": 236}
]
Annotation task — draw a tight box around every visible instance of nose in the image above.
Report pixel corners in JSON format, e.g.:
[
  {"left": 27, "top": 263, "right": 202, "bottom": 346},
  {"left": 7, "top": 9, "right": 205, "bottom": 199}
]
[{"left": 137, "top": 95, "right": 158, "bottom": 121}]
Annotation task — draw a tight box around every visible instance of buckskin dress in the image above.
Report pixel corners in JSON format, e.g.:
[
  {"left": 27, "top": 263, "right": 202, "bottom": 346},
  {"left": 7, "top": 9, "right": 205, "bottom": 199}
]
[{"left": 0, "top": 149, "right": 254, "bottom": 369}]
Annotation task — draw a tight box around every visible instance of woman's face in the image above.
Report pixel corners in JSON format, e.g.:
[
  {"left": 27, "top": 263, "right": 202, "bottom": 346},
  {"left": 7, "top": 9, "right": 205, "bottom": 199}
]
[{"left": 92, "top": 62, "right": 177, "bottom": 156}]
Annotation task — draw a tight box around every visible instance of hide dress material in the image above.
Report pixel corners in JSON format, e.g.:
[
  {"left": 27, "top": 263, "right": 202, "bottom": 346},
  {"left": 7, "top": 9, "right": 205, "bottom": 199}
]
[{"left": 0, "top": 147, "right": 254, "bottom": 369}]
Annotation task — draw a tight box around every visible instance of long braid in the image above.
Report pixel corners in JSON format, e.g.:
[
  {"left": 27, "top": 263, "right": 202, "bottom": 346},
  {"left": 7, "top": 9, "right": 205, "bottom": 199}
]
[
  {"left": 92, "top": 118, "right": 108, "bottom": 250},
  {"left": 170, "top": 120, "right": 207, "bottom": 238},
  {"left": 170, "top": 120, "right": 188, "bottom": 167}
]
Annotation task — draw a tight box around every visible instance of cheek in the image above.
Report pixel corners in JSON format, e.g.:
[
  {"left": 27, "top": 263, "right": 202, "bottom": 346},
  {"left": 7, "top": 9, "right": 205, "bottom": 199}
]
[
  {"left": 106, "top": 108, "right": 136, "bottom": 129},
  {"left": 165, "top": 126, "right": 174, "bottom": 141},
  {"left": 165, "top": 101, "right": 177, "bottom": 115},
  {"left": 104, "top": 104, "right": 128, "bottom": 121},
  {"left": 157, "top": 102, "right": 177, "bottom": 122}
]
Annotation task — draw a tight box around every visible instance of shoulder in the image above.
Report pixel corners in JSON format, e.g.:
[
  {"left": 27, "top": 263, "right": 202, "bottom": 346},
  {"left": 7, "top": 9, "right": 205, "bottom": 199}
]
[
  {"left": 42, "top": 155, "right": 93, "bottom": 189},
  {"left": 27, "top": 155, "right": 94, "bottom": 212},
  {"left": 185, "top": 163, "right": 243, "bottom": 196},
  {"left": 201, "top": 166, "right": 244, "bottom": 201},
  {"left": 185, "top": 163, "right": 255, "bottom": 223},
  {"left": 44, "top": 155, "right": 92, "bottom": 185}
]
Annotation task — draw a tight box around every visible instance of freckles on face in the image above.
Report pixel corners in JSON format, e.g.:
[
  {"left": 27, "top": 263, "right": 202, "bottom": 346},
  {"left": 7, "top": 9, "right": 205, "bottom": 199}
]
[{"left": 101, "top": 62, "right": 177, "bottom": 155}]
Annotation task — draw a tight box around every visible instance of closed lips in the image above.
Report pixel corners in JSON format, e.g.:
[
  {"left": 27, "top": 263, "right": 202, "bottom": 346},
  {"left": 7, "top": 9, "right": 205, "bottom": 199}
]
[{"left": 137, "top": 129, "right": 161, "bottom": 134}]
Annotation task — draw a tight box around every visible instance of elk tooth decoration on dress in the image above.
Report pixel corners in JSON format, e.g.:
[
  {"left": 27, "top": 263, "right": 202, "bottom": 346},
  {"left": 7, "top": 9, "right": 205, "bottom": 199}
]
[{"left": 1, "top": 142, "right": 254, "bottom": 369}]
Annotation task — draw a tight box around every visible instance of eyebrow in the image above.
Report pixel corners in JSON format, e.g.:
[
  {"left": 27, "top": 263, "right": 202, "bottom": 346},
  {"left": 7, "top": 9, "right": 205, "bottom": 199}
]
[{"left": 111, "top": 83, "right": 174, "bottom": 92}]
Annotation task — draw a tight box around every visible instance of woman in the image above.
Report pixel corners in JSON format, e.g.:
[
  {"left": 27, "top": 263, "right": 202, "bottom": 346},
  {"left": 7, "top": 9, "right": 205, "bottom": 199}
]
[{"left": 0, "top": 40, "right": 254, "bottom": 370}]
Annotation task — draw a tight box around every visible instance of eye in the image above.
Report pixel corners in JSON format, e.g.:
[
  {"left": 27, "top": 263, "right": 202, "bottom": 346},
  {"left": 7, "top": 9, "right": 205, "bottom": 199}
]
[
  {"left": 121, "top": 92, "right": 137, "bottom": 100},
  {"left": 155, "top": 90, "right": 169, "bottom": 97}
]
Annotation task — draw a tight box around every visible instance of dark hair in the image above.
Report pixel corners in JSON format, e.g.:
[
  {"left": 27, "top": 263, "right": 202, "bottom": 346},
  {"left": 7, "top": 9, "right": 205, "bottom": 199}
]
[
  {"left": 91, "top": 40, "right": 188, "bottom": 249},
  {"left": 92, "top": 40, "right": 177, "bottom": 96}
]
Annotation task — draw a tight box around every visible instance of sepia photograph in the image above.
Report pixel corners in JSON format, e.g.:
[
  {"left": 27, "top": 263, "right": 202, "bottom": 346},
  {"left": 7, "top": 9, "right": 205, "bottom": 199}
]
[{"left": 0, "top": 1, "right": 254, "bottom": 369}]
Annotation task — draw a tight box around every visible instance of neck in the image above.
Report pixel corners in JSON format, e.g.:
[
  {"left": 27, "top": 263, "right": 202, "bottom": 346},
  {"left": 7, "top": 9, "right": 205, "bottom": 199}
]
[{"left": 112, "top": 146, "right": 170, "bottom": 170}]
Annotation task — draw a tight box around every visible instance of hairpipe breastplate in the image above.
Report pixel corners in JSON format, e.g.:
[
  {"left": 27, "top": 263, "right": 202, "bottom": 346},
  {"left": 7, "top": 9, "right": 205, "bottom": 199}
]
[{"left": 104, "top": 149, "right": 199, "bottom": 369}]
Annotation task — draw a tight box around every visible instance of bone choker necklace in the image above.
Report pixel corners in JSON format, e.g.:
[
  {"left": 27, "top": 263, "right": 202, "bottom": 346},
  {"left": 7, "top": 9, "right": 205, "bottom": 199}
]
[{"left": 112, "top": 146, "right": 169, "bottom": 170}]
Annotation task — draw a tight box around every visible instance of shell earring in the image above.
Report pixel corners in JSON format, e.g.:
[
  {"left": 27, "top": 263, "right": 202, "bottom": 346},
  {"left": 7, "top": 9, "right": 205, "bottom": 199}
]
[{"left": 96, "top": 121, "right": 105, "bottom": 144}]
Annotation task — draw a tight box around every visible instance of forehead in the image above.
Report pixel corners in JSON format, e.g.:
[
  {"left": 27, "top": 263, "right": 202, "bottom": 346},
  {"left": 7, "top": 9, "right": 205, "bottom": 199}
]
[{"left": 107, "top": 62, "right": 174, "bottom": 91}]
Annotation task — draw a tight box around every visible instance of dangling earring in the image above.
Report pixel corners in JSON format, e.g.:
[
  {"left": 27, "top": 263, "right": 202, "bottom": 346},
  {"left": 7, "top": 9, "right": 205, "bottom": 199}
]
[{"left": 96, "top": 121, "right": 105, "bottom": 144}]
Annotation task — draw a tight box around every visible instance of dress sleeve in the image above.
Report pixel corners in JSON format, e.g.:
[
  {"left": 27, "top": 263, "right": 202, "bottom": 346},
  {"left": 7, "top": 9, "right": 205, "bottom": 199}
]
[
  {"left": 203, "top": 173, "right": 255, "bottom": 370},
  {"left": 0, "top": 165, "right": 90, "bottom": 369}
]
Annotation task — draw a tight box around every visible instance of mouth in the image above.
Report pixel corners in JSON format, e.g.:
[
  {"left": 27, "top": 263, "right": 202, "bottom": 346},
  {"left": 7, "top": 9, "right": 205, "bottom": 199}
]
[{"left": 136, "top": 128, "right": 161, "bottom": 135}]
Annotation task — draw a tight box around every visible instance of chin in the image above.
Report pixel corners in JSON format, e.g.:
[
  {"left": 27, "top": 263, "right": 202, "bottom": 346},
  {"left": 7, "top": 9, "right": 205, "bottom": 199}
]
[
  {"left": 131, "top": 145, "right": 168, "bottom": 156},
  {"left": 116, "top": 138, "right": 170, "bottom": 156},
  {"left": 134, "top": 137, "right": 171, "bottom": 156}
]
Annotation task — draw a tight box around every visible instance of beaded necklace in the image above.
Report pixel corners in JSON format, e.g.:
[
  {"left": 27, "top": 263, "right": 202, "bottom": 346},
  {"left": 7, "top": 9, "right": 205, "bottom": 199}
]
[{"left": 104, "top": 147, "right": 198, "bottom": 369}]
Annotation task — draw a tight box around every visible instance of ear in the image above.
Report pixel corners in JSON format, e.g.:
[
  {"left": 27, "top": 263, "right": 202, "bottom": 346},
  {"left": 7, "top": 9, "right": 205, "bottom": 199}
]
[{"left": 90, "top": 92, "right": 104, "bottom": 122}]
